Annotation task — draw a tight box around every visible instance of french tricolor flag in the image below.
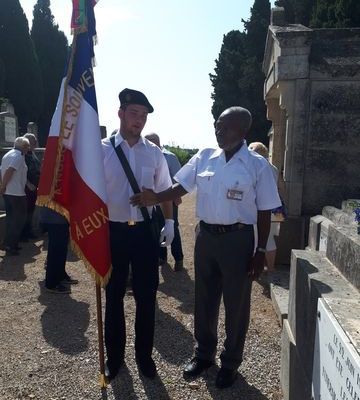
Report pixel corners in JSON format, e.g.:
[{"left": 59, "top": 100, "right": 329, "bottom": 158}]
[{"left": 37, "top": 0, "right": 111, "bottom": 286}]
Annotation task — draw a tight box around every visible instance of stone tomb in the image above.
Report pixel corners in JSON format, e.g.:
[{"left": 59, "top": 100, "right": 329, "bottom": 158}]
[
  {"left": 280, "top": 200, "right": 360, "bottom": 400},
  {"left": 263, "top": 8, "right": 360, "bottom": 264}
]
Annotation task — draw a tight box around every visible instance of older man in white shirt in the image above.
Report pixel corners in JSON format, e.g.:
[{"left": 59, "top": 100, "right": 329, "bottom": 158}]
[
  {"left": 130, "top": 106, "right": 281, "bottom": 389},
  {"left": 0, "top": 136, "right": 30, "bottom": 255},
  {"left": 102, "top": 88, "right": 174, "bottom": 382}
]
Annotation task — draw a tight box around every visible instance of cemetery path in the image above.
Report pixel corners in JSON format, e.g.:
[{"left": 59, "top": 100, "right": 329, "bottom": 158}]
[{"left": 0, "top": 192, "right": 282, "bottom": 400}]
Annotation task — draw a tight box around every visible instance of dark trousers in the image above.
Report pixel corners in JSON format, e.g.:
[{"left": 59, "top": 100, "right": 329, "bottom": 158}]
[
  {"left": 105, "top": 221, "right": 159, "bottom": 368},
  {"left": 22, "top": 187, "right": 37, "bottom": 237},
  {"left": 3, "top": 194, "right": 27, "bottom": 250},
  {"left": 158, "top": 205, "right": 184, "bottom": 262},
  {"left": 44, "top": 223, "right": 69, "bottom": 288},
  {"left": 194, "top": 224, "right": 254, "bottom": 370}
]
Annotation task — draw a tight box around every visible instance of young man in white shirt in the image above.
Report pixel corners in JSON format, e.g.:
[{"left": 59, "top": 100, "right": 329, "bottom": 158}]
[
  {"left": 130, "top": 106, "right": 281, "bottom": 389},
  {"left": 102, "top": 89, "right": 174, "bottom": 381}
]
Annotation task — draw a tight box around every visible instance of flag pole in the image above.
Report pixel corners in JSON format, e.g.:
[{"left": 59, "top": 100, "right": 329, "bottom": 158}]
[{"left": 96, "top": 282, "right": 107, "bottom": 388}]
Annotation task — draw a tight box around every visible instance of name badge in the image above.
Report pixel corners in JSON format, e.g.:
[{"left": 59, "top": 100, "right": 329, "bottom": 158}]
[{"left": 227, "top": 189, "right": 243, "bottom": 201}]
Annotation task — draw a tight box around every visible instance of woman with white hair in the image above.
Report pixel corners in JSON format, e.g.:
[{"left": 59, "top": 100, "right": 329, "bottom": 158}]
[{"left": 248, "top": 142, "right": 283, "bottom": 271}]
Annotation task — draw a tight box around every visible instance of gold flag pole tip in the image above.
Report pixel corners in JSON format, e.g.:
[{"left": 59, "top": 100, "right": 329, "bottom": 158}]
[{"left": 99, "top": 373, "right": 108, "bottom": 388}]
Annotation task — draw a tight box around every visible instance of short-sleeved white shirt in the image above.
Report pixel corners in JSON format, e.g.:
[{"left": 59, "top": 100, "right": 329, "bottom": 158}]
[
  {"left": 102, "top": 131, "right": 172, "bottom": 222},
  {"left": 174, "top": 141, "right": 281, "bottom": 225},
  {"left": 0, "top": 148, "right": 27, "bottom": 196}
]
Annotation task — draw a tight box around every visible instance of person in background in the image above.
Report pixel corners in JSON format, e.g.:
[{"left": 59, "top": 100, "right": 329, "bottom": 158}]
[
  {"left": 22, "top": 133, "right": 41, "bottom": 240},
  {"left": 130, "top": 106, "right": 281, "bottom": 389},
  {"left": 40, "top": 207, "right": 78, "bottom": 294},
  {"left": 0, "top": 137, "right": 30, "bottom": 255},
  {"left": 248, "top": 142, "right": 283, "bottom": 271},
  {"left": 145, "top": 133, "right": 185, "bottom": 271}
]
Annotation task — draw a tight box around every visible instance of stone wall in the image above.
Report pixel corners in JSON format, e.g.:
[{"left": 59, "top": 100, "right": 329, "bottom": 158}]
[
  {"left": 281, "top": 201, "right": 360, "bottom": 399},
  {"left": 263, "top": 12, "right": 360, "bottom": 262}
]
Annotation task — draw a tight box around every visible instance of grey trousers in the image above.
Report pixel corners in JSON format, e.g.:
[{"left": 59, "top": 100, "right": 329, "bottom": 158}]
[{"left": 194, "top": 223, "right": 254, "bottom": 369}]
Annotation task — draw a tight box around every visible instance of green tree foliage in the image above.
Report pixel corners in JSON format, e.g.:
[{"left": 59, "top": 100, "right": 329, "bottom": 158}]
[
  {"left": 276, "top": 0, "right": 360, "bottom": 28},
  {"left": 311, "top": 0, "right": 360, "bottom": 27},
  {"left": 210, "top": 0, "right": 271, "bottom": 145},
  {"left": 164, "top": 146, "right": 198, "bottom": 166},
  {"left": 0, "top": 0, "right": 43, "bottom": 132},
  {"left": 31, "top": 0, "right": 68, "bottom": 145},
  {"left": 275, "top": 0, "right": 316, "bottom": 26},
  {"left": 0, "top": 59, "right": 5, "bottom": 96}
]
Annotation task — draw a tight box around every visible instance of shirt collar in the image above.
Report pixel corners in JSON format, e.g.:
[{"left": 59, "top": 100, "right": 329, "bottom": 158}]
[
  {"left": 114, "top": 130, "right": 146, "bottom": 147},
  {"left": 209, "top": 140, "right": 249, "bottom": 162}
]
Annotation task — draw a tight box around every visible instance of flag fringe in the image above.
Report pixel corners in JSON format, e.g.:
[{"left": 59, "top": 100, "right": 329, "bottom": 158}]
[
  {"left": 71, "top": 240, "right": 112, "bottom": 288},
  {"left": 36, "top": 195, "right": 112, "bottom": 288}
]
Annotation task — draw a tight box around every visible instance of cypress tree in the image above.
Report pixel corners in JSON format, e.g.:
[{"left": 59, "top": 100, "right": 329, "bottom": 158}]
[
  {"left": 0, "top": 0, "right": 43, "bottom": 132},
  {"left": 210, "top": 30, "right": 247, "bottom": 121},
  {"left": 275, "top": 0, "right": 316, "bottom": 26},
  {"left": 210, "top": 0, "right": 271, "bottom": 144},
  {"left": 31, "top": 0, "right": 68, "bottom": 145},
  {"left": 311, "top": 0, "right": 360, "bottom": 28}
]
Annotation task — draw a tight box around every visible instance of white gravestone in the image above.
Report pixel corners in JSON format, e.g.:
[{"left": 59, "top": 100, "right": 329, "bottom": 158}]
[
  {"left": 4, "top": 116, "right": 16, "bottom": 143},
  {"left": 312, "top": 299, "right": 360, "bottom": 400}
]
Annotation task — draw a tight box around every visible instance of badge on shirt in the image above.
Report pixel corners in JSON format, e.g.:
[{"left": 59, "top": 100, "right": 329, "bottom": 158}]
[{"left": 227, "top": 188, "right": 243, "bottom": 201}]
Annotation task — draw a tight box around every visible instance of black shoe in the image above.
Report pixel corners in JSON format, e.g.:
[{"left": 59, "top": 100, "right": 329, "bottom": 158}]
[
  {"left": 61, "top": 276, "right": 79, "bottom": 285},
  {"left": 174, "top": 260, "right": 184, "bottom": 271},
  {"left": 183, "top": 357, "right": 214, "bottom": 378},
  {"left": 45, "top": 284, "right": 71, "bottom": 294},
  {"left": 136, "top": 357, "right": 157, "bottom": 379},
  {"left": 215, "top": 367, "right": 238, "bottom": 389},
  {"left": 104, "top": 360, "right": 122, "bottom": 382}
]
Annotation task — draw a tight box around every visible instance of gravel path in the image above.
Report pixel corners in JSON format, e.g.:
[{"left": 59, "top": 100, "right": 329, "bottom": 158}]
[{"left": 0, "top": 193, "right": 283, "bottom": 400}]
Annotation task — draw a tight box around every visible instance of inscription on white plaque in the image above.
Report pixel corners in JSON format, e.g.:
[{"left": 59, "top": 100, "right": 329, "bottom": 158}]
[{"left": 312, "top": 299, "right": 360, "bottom": 400}]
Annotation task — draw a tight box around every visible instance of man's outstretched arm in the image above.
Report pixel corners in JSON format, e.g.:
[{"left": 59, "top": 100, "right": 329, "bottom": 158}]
[{"left": 130, "top": 183, "right": 188, "bottom": 207}]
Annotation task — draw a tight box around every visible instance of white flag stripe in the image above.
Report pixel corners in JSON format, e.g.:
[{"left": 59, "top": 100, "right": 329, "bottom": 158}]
[
  {"left": 72, "top": 99, "right": 107, "bottom": 204},
  {"left": 47, "top": 78, "right": 108, "bottom": 204},
  {"left": 48, "top": 77, "right": 66, "bottom": 138}
]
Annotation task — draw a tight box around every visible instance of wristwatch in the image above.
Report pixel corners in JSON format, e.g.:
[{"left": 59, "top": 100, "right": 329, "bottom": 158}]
[{"left": 256, "top": 247, "right": 266, "bottom": 254}]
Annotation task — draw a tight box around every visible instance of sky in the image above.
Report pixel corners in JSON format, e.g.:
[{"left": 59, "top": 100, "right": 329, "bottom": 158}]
[{"left": 20, "top": 0, "right": 272, "bottom": 149}]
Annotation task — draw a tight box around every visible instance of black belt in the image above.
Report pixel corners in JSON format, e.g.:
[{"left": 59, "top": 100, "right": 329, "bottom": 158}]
[
  {"left": 110, "top": 220, "right": 148, "bottom": 227},
  {"left": 200, "top": 220, "right": 249, "bottom": 234}
]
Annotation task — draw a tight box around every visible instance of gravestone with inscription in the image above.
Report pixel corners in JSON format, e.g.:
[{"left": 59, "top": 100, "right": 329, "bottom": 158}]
[
  {"left": 0, "top": 100, "right": 18, "bottom": 146},
  {"left": 280, "top": 200, "right": 360, "bottom": 400},
  {"left": 312, "top": 299, "right": 360, "bottom": 400}
]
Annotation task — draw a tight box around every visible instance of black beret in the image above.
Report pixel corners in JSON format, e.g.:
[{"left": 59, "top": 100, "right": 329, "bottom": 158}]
[{"left": 118, "top": 88, "right": 154, "bottom": 113}]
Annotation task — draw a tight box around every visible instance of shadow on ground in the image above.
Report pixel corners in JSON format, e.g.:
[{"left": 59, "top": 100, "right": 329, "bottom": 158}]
[
  {"left": 204, "top": 366, "right": 270, "bottom": 399},
  {"left": 37, "top": 281, "right": 90, "bottom": 355},
  {"left": 154, "top": 303, "right": 194, "bottom": 367},
  {"left": 158, "top": 262, "right": 194, "bottom": 314},
  {"left": 0, "top": 241, "right": 42, "bottom": 281}
]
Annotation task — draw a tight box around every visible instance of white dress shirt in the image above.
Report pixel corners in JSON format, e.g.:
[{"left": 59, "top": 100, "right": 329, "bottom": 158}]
[
  {"left": 174, "top": 141, "right": 281, "bottom": 225},
  {"left": 102, "top": 131, "right": 172, "bottom": 222},
  {"left": 0, "top": 148, "right": 27, "bottom": 196}
]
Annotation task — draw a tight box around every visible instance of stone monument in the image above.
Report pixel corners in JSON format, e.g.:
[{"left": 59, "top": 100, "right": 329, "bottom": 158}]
[
  {"left": 0, "top": 100, "right": 18, "bottom": 147},
  {"left": 280, "top": 200, "right": 360, "bottom": 400},
  {"left": 263, "top": 8, "right": 360, "bottom": 263}
]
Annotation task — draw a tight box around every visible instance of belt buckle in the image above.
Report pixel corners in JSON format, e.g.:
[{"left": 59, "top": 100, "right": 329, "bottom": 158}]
[{"left": 128, "top": 220, "right": 136, "bottom": 226}]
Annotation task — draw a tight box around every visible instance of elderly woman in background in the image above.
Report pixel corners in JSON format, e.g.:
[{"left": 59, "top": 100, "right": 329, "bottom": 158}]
[{"left": 248, "top": 142, "right": 283, "bottom": 271}]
